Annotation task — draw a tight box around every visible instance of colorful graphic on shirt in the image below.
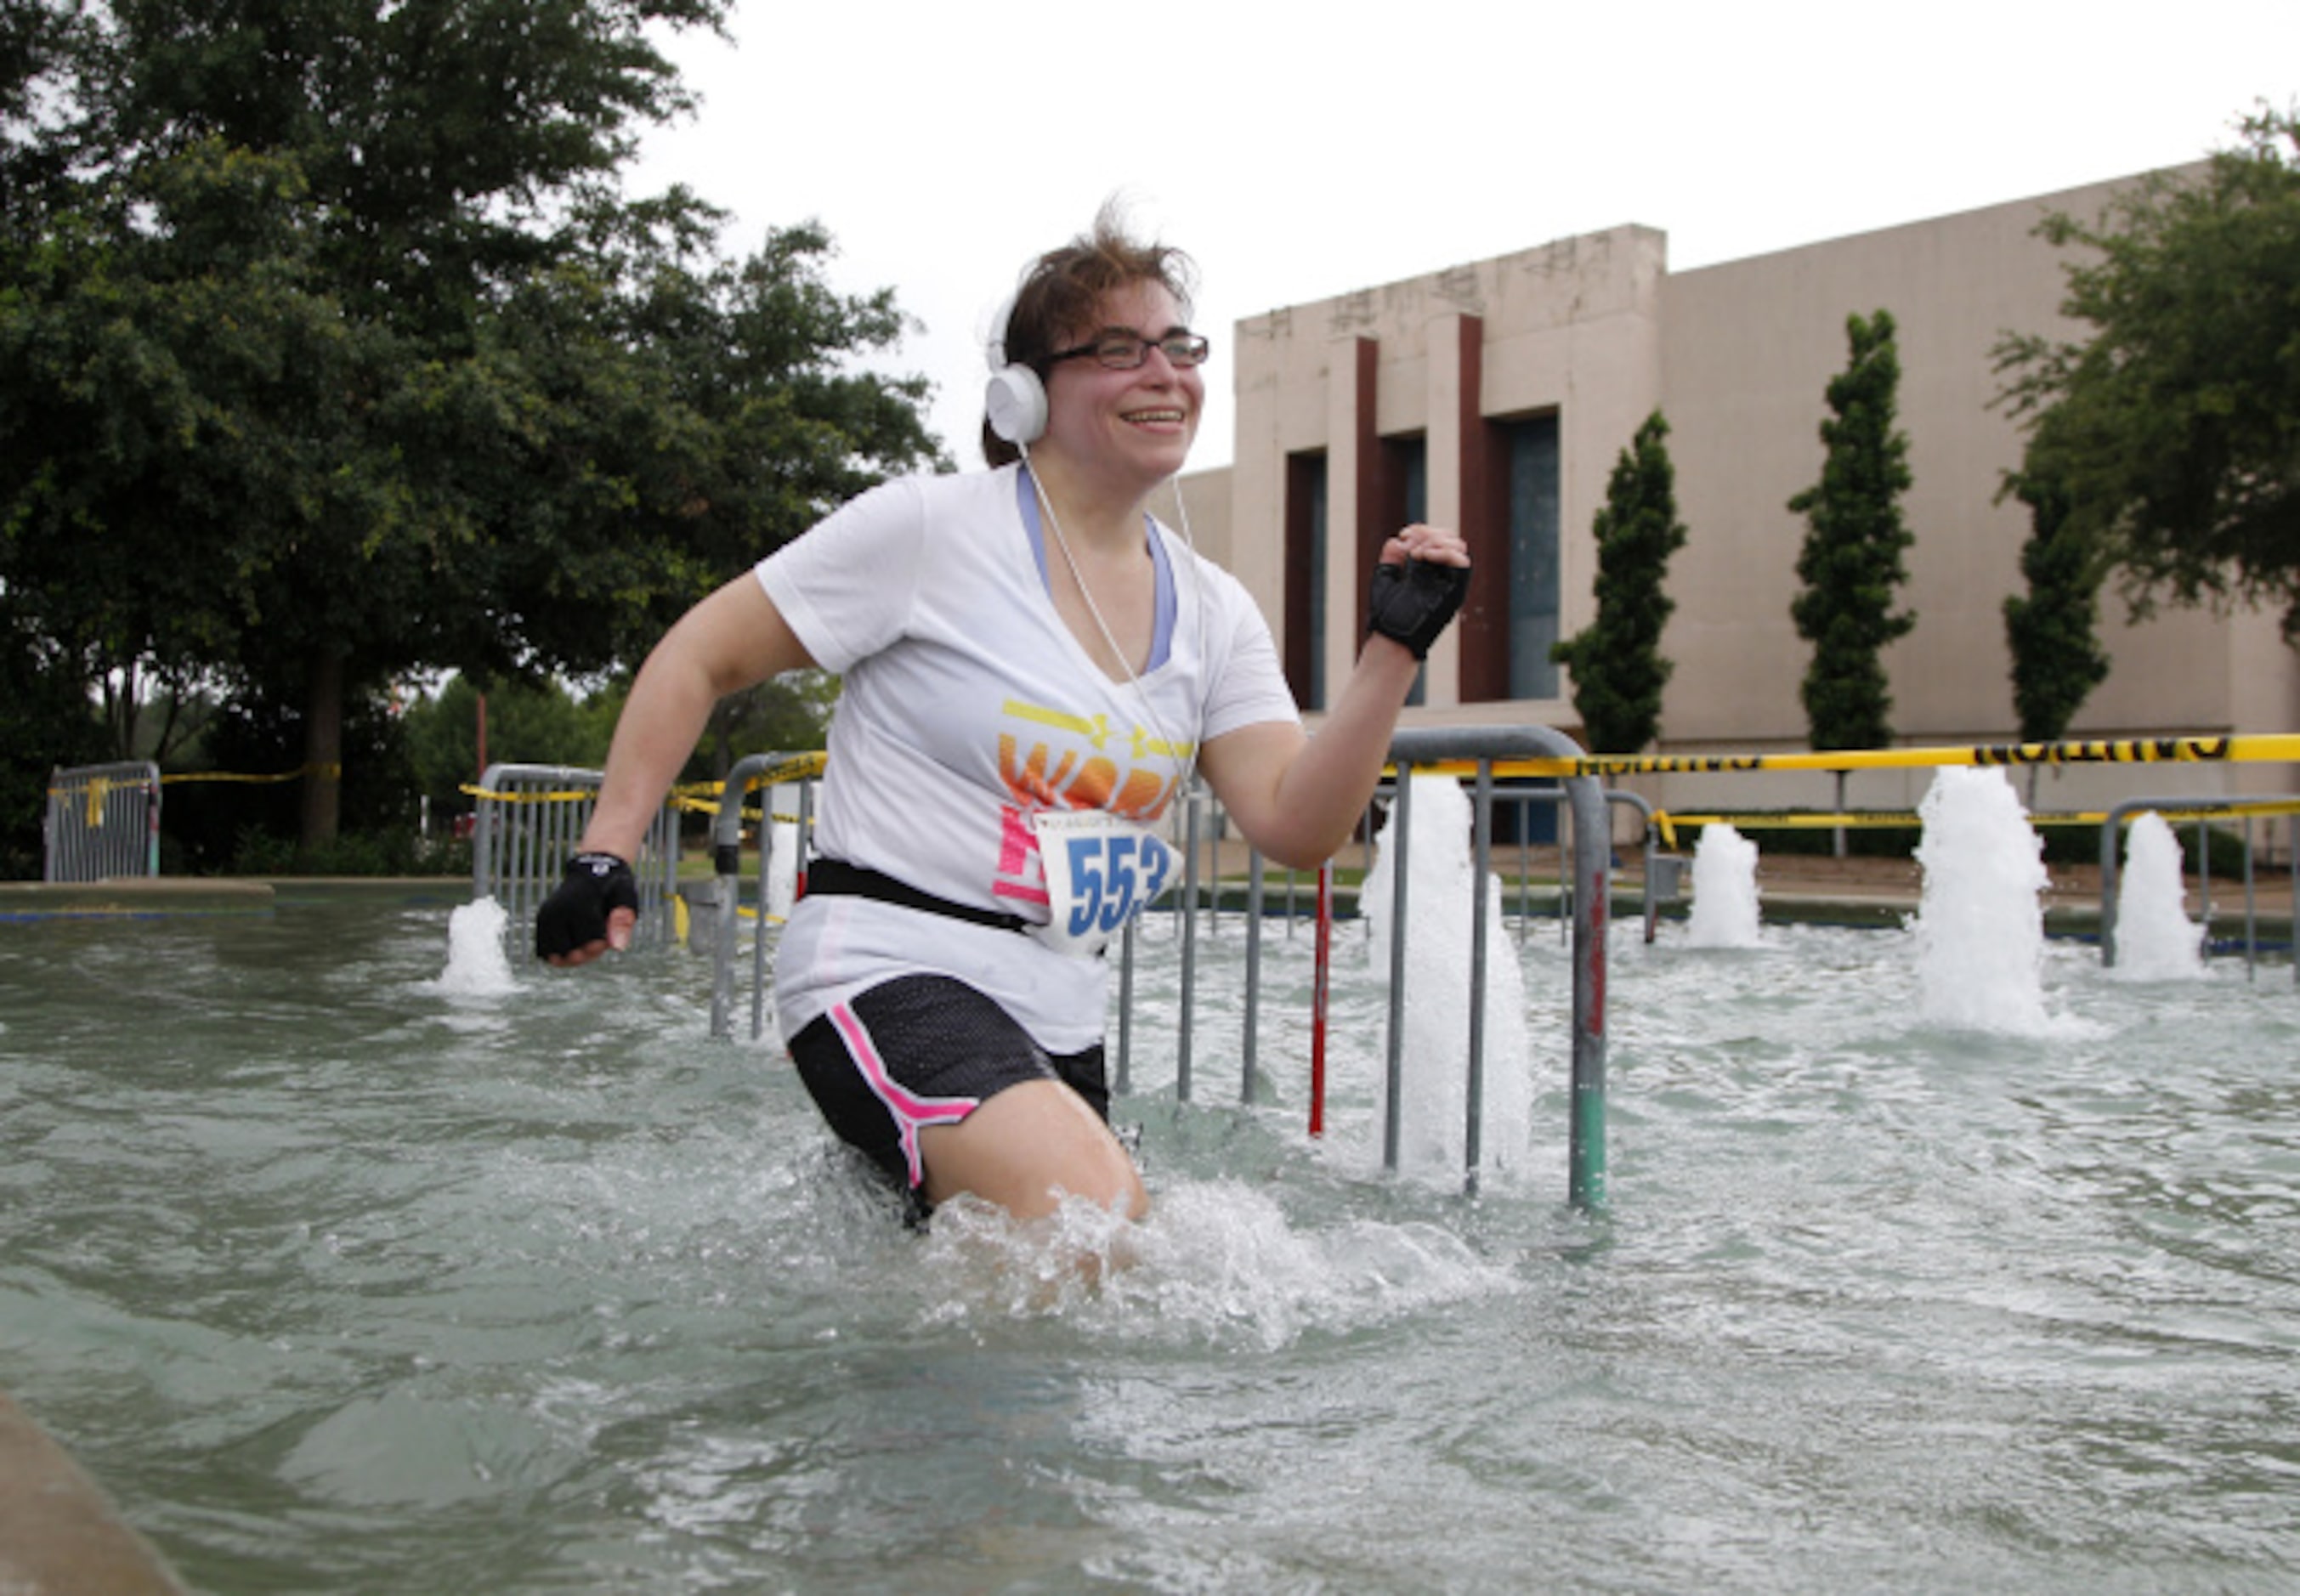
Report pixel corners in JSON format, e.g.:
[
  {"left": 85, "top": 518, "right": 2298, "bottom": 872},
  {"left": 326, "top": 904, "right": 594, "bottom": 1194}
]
[{"left": 989, "top": 695, "right": 1189, "bottom": 909}]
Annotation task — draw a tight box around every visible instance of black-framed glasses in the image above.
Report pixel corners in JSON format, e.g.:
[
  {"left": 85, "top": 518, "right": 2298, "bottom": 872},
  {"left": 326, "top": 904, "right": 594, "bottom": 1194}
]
[{"left": 1045, "top": 330, "right": 1212, "bottom": 371}]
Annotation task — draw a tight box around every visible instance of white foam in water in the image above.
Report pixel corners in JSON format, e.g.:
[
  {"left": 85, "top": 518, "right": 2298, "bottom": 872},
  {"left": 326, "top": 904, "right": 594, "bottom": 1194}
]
[
  {"left": 913, "top": 1182, "right": 1517, "bottom": 1351},
  {"left": 1360, "top": 774, "right": 1535, "bottom": 1180},
  {"left": 1685, "top": 823, "right": 1764, "bottom": 948},
  {"left": 430, "top": 897, "right": 519, "bottom": 997},
  {"left": 766, "top": 821, "right": 799, "bottom": 920},
  {"left": 763, "top": 784, "right": 802, "bottom": 922},
  {"left": 2113, "top": 811, "right": 2205, "bottom": 981},
  {"left": 1912, "top": 767, "right": 2056, "bottom": 1033}
]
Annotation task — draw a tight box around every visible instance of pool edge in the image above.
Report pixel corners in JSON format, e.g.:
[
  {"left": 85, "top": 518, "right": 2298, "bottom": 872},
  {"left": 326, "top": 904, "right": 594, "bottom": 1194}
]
[
  {"left": 0, "top": 880, "right": 277, "bottom": 920},
  {"left": 0, "top": 1390, "right": 189, "bottom": 1595}
]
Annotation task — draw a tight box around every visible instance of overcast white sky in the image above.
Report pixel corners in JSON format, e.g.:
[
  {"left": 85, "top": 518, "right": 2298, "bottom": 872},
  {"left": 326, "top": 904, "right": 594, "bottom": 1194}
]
[{"left": 628, "top": 0, "right": 2298, "bottom": 473}]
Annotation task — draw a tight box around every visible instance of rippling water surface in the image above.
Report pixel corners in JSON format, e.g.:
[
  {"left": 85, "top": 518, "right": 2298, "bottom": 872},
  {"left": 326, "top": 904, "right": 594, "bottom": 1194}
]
[{"left": 3, "top": 891, "right": 2297, "bottom": 1593}]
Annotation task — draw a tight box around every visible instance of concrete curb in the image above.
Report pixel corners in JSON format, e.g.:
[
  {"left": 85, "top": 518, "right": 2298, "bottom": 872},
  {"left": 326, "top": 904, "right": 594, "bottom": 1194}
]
[{"left": 0, "top": 879, "right": 275, "bottom": 919}]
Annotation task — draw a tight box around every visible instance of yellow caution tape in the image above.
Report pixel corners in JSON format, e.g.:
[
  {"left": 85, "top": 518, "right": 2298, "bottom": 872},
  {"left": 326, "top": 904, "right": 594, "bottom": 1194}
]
[
  {"left": 53, "top": 767, "right": 326, "bottom": 825},
  {"left": 734, "top": 752, "right": 829, "bottom": 790},
  {"left": 1396, "top": 733, "right": 2300, "bottom": 781},
  {"left": 158, "top": 764, "right": 341, "bottom": 785},
  {"left": 459, "top": 784, "right": 598, "bottom": 804}
]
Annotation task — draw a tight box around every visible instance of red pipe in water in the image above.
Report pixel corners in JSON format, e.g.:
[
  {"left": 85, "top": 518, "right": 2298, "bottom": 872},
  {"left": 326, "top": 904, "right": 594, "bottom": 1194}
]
[{"left": 1311, "top": 857, "right": 1332, "bottom": 1139}]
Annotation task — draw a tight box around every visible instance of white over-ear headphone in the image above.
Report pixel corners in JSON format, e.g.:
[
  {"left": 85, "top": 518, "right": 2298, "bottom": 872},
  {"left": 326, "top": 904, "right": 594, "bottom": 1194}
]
[{"left": 984, "top": 292, "right": 1047, "bottom": 446}]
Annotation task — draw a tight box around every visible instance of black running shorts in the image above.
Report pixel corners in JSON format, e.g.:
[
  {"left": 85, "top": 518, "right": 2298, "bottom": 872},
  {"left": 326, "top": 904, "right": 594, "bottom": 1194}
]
[{"left": 787, "top": 974, "right": 1110, "bottom": 1198}]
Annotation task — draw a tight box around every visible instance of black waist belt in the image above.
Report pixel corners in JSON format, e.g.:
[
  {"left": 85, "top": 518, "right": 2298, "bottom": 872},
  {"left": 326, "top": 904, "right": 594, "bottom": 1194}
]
[{"left": 802, "top": 857, "right": 1030, "bottom": 934}]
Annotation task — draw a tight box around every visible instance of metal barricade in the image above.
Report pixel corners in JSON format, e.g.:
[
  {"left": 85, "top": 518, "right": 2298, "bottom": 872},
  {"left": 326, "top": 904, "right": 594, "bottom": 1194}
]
[
  {"left": 471, "top": 763, "right": 682, "bottom": 949},
  {"left": 708, "top": 751, "right": 825, "bottom": 1039},
  {"left": 700, "top": 727, "right": 1611, "bottom": 1210},
  {"left": 43, "top": 761, "right": 161, "bottom": 882},
  {"left": 1113, "top": 726, "right": 1608, "bottom": 1208}
]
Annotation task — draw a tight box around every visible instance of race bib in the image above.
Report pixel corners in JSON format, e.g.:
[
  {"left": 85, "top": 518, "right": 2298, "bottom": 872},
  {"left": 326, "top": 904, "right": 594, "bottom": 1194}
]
[{"left": 1028, "top": 808, "right": 1176, "bottom": 958}]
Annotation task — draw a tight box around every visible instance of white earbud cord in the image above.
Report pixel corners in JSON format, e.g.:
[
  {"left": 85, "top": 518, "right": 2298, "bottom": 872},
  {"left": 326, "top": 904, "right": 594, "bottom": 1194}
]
[{"left": 1019, "top": 445, "right": 1207, "bottom": 798}]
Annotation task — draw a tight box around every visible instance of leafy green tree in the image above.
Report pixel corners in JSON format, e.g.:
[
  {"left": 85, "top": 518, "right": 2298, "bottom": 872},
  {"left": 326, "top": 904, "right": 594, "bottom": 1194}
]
[
  {"left": 0, "top": 603, "right": 107, "bottom": 878},
  {"left": 700, "top": 672, "right": 841, "bottom": 776},
  {"left": 1, "top": 0, "right": 86, "bottom": 232},
  {"left": 1, "top": 141, "right": 395, "bottom": 765},
  {"left": 3, "top": 0, "right": 940, "bottom": 864},
  {"left": 1550, "top": 410, "right": 1689, "bottom": 753},
  {"left": 2001, "top": 467, "right": 2110, "bottom": 744},
  {"left": 72, "top": 0, "right": 734, "bottom": 853},
  {"left": 1789, "top": 308, "right": 1917, "bottom": 752},
  {"left": 1994, "top": 107, "right": 2300, "bottom": 639},
  {"left": 88, "top": 0, "right": 724, "bottom": 332}
]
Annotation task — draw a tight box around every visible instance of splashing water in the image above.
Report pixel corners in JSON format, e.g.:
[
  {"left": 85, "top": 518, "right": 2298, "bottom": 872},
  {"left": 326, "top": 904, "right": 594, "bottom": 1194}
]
[
  {"left": 911, "top": 1183, "right": 1517, "bottom": 1352},
  {"left": 1360, "top": 774, "right": 1535, "bottom": 1180},
  {"left": 1685, "top": 823, "right": 1764, "bottom": 948},
  {"left": 1912, "top": 767, "right": 2055, "bottom": 1033},
  {"left": 2114, "top": 812, "right": 2204, "bottom": 981},
  {"left": 430, "top": 896, "right": 518, "bottom": 996}
]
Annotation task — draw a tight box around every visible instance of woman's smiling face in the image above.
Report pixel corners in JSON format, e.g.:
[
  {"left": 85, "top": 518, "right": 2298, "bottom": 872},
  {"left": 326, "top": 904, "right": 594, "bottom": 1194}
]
[{"left": 1036, "top": 279, "right": 1204, "bottom": 492}]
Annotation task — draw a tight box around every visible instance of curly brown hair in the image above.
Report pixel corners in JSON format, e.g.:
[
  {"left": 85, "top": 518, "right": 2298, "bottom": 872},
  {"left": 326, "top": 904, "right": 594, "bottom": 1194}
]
[{"left": 981, "top": 198, "right": 1198, "bottom": 467}]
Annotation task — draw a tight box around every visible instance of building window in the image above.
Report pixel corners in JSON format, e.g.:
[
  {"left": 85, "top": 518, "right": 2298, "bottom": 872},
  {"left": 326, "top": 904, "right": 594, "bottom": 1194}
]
[
  {"left": 1383, "top": 433, "right": 1428, "bottom": 529},
  {"left": 1284, "top": 450, "right": 1327, "bottom": 710},
  {"left": 1499, "top": 414, "right": 1561, "bottom": 700}
]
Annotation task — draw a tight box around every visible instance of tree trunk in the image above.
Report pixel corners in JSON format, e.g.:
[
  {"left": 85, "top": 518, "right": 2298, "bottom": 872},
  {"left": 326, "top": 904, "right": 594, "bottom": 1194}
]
[{"left": 298, "top": 647, "right": 345, "bottom": 857}]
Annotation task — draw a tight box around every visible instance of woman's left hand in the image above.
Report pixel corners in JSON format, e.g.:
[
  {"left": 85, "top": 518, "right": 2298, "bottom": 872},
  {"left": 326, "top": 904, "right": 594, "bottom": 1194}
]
[
  {"left": 1379, "top": 523, "right": 1470, "bottom": 569},
  {"left": 1366, "top": 524, "right": 1472, "bottom": 659}
]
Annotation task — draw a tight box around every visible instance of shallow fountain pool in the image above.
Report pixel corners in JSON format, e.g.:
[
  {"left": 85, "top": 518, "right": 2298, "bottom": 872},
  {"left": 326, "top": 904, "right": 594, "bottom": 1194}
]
[{"left": 3, "top": 886, "right": 2297, "bottom": 1593}]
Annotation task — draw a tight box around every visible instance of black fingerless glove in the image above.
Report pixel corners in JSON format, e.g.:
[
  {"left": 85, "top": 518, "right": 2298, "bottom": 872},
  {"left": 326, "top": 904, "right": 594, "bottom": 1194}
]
[
  {"left": 535, "top": 851, "right": 639, "bottom": 959},
  {"left": 1367, "top": 557, "right": 1472, "bottom": 659}
]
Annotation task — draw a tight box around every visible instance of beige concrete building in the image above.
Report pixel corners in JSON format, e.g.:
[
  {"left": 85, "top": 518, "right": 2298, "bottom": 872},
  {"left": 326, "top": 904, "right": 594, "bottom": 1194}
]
[{"left": 1177, "top": 166, "right": 2300, "bottom": 825}]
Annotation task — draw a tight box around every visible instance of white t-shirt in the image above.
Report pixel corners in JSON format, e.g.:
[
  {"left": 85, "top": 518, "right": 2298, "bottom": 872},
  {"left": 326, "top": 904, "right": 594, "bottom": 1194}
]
[{"left": 756, "top": 465, "right": 1300, "bottom": 1052}]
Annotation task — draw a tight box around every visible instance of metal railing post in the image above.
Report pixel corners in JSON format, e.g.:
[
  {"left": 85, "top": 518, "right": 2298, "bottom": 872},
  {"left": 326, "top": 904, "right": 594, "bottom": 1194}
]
[
  {"left": 1243, "top": 850, "right": 1266, "bottom": 1103},
  {"left": 709, "top": 754, "right": 773, "bottom": 1039},
  {"left": 1116, "top": 921, "right": 1136, "bottom": 1096},
  {"left": 1605, "top": 789, "right": 1660, "bottom": 943},
  {"left": 1465, "top": 761, "right": 1494, "bottom": 1194},
  {"left": 1516, "top": 798, "right": 1532, "bottom": 947},
  {"left": 2243, "top": 816, "right": 2257, "bottom": 979},
  {"left": 1388, "top": 727, "right": 1607, "bottom": 1211},
  {"left": 750, "top": 785, "right": 775, "bottom": 1040},
  {"left": 1177, "top": 784, "right": 1202, "bottom": 1102},
  {"left": 2195, "top": 820, "right": 2211, "bottom": 931},
  {"left": 1381, "top": 769, "right": 1414, "bottom": 1173},
  {"left": 697, "top": 751, "right": 828, "bottom": 1039}
]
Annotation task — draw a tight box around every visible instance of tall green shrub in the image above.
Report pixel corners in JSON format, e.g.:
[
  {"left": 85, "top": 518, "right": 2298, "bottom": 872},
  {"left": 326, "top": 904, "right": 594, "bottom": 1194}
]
[
  {"left": 1551, "top": 410, "right": 1689, "bottom": 753},
  {"left": 2002, "top": 467, "right": 2110, "bottom": 743},
  {"left": 1789, "top": 309, "right": 1917, "bottom": 752}
]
